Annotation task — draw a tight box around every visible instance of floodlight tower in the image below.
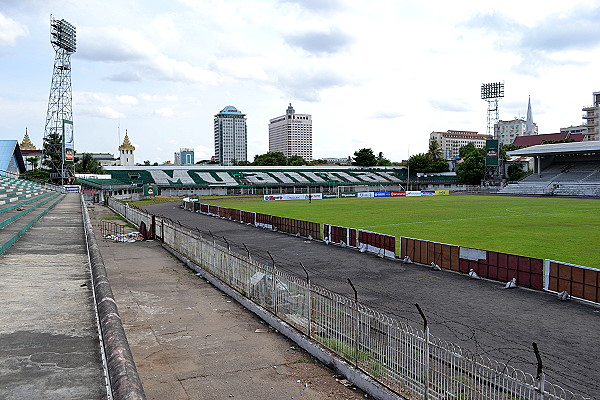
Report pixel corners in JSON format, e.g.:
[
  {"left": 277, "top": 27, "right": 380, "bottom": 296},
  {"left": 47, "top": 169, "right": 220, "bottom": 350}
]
[
  {"left": 481, "top": 82, "right": 504, "bottom": 136},
  {"left": 42, "top": 16, "right": 76, "bottom": 184}
]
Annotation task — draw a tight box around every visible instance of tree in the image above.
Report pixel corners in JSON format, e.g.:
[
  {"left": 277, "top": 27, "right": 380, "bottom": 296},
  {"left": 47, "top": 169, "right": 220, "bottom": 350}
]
[
  {"left": 407, "top": 153, "right": 433, "bottom": 173},
  {"left": 376, "top": 152, "right": 392, "bottom": 166},
  {"left": 507, "top": 163, "right": 528, "bottom": 181},
  {"left": 74, "top": 153, "right": 105, "bottom": 174},
  {"left": 143, "top": 160, "right": 151, "bottom": 166},
  {"left": 41, "top": 131, "right": 62, "bottom": 177},
  {"left": 287, "top": 155, "right": 307, "bottom": 166},
  {"left": 458, "top": 143, "right": 477, "bottom": 159},
  {"left": 407, "top": 153, "right": 449, "bottom": 173},
  {"left": 253, "top": 152, "right": 288, "bottom": 166},
  {"left": 456, "top": 148, "right": 485, "bottom": 184},
  {"left": 428, "top": 140, "right": 443, "bottom": 160},
  {"left": 352, "top": 148, "right": 377, "bottom": 166},
  {"left": 26, "top": 157, "right": 39, "bottom": 170}
]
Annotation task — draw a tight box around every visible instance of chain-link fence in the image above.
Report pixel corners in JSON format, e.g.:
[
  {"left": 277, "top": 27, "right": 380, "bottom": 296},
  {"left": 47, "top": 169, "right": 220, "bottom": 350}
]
[{"left": 107, "top": 198, "right": 587, "bottom": 400}]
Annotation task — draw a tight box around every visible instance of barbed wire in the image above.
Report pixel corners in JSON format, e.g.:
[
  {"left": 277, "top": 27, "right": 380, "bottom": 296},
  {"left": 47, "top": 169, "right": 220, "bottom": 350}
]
[{"left": 143, "top": 204, "right": 599, "bottom": 397}]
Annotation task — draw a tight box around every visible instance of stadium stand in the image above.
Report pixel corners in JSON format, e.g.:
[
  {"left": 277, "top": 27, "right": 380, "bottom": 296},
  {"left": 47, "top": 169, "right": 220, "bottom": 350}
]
[
  {"left": 77, "top": 166, "right": 460, "bottom": 201},
  {"left": 0, "top": 174, "right": 65, "bottom": 254},
  {"left": 502, "top": 141, "right": 600, "bottom": 196}
]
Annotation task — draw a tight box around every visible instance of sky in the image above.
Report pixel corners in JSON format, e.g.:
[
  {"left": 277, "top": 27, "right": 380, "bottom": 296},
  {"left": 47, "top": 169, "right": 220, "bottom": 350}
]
[{"left": 1, "top": 0, "right": 600, "bottom": 164}]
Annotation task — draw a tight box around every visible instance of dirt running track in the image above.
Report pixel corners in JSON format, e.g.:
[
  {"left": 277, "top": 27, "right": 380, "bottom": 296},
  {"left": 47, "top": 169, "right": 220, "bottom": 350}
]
[{"left": 144, "top": 201, "right": 600, "bottom": 399}]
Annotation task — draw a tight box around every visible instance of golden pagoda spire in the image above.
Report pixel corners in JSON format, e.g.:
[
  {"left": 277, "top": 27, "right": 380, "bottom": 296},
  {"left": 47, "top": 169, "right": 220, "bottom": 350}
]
[
  {"left": 20, "top": 128, "right": 36, "bottom": 150},
  {"left": 118, "top": 129, "right": 136, "bottom": 151}
]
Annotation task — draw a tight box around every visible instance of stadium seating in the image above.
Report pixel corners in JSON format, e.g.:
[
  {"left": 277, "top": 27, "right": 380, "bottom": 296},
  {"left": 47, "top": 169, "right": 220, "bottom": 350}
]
[
  {"left": 0, "top": 175, "right": 65, "bottom": 254},
  {"left": 501, "top": 159, "right": 600, "bottom": 196}
]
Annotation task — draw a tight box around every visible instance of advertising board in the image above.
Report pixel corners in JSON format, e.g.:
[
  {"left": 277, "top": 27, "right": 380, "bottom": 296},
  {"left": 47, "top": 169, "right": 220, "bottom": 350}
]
[
  {"left": 263, "top": 193, "right": 323, "bottom": 201},
  {"left": 374, "top": 191, "right": 390, "bottom": 197},
  {"left": 358, "top": 192, "right": 374, "bottom": 198},
  {"left": 390, "top": 191, "right": 406, "bottom": 197}
]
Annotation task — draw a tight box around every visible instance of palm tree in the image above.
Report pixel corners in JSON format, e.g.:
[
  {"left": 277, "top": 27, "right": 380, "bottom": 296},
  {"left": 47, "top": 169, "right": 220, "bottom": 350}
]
[{"left": 428, "top": 140, "right": 443, "bottom": 160}]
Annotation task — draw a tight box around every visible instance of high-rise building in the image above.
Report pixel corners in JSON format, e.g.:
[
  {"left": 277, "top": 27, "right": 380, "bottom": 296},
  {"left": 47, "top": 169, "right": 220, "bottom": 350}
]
[
  {"left": 174, "top": 148, "right": 195, "bottom": 165},
  {"left": 214, "top": 106, "right": 247, "bottom": 166},
  {"left": 581, "top": 91, "right": 600, "bottom": 141},
  {"left": 429, "top": 130, "right": 492, "bottom": 159},
  {"left": 269, "top": 103, "right": 312, "bottom": 161},
  {"left": 494, "top": 119, "right": 538, "bottom": 145}
]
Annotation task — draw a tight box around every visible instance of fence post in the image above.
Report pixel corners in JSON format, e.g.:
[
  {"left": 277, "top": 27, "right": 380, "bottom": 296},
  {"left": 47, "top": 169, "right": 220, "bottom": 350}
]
[
  {"left": 347, "top": 278, "right": 359, "bottom": 368},
  {"left": 533, "top": 342, "right": 545, "bottom": 398},
  {"left": 300, "top": 262, "right": 311, "bottom": 337},
  {"left": 267, "top": 251, "right": 277, "bottom": 313},
  {"left": 416, "top": 303, "right": 430, "bottom": 400}
]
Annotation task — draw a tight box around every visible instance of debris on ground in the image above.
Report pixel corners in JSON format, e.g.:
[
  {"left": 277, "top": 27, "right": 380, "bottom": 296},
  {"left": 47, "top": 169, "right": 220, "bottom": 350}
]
[{"left": 103, "top": 231, "right": 144, "bottom": 242}]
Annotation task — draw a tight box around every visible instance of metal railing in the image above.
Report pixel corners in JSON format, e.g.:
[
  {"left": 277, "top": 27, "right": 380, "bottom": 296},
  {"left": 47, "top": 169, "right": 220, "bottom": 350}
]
[{"left": 107, "top": 198, "right": 588, "bottom": 400}]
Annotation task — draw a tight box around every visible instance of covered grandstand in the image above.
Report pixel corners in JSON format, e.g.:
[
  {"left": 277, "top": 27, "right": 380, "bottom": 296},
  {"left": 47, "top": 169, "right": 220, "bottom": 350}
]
[
  {"left": 76, "top": 166, "right": 459, "bottom": 201},
  {"left": 502, "top": 141, "right": 600, "bottom": 196}
]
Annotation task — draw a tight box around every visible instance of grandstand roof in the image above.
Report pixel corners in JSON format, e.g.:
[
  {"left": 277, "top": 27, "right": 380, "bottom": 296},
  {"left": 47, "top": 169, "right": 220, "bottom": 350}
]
[
  {"left": 0, "top": 140, "right": 26, "bottom": 175},
  {"left": 512, "top": 132, "right": 584, "bottom": 147},
  {"left": 507, "top": 140, "right": 600, "bottom": 157}
]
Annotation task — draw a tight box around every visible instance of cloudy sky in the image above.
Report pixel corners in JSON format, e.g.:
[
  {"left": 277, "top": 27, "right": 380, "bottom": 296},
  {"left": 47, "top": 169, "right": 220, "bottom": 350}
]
[{"left": 1, "top": 0, "right": 600, "bottom": 163}]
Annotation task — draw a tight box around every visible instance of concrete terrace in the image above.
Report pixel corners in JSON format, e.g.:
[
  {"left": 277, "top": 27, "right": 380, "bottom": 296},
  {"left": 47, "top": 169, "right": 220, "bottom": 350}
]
[{"left": 0, "top": 193, "right": 107, "bottom": 399}]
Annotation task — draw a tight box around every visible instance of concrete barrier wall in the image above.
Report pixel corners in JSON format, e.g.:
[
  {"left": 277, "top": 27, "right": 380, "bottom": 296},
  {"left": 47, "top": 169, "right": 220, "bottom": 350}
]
[
  {"left": 546, "top": 260, "right": 600, "bottom": 303},
  {"left": 401, "top": 237, "right": 544, "bottom": 290},
  {"left": 83, "top": 197, "right": 146, "bottom": 400}
]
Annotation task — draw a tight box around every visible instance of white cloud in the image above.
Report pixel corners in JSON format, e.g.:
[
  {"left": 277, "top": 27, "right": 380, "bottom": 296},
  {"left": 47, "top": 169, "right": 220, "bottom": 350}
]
[
  {"left": 0, "top": 13, "right": 28, "bottom": 46},
  {"left": 153, "top": 107, "right": 174, "bottom": 117}
]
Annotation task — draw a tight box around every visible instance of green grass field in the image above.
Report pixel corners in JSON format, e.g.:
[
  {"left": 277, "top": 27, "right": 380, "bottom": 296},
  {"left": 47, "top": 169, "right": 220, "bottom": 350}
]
[{"left": 208, "top": 195, "right": 600, "bottom": 268}]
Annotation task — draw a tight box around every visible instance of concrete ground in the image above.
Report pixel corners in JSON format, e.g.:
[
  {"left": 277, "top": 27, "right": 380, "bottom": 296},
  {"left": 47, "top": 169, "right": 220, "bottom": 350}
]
[
  {"left": 0, "top": 194, "right": 106, "bottom": 400},
  {"left": 144, "top": 200, "right": 600, "bottom": 399},
  {"left": 89, "top": 204, "right": 368, "bottom": 400}
]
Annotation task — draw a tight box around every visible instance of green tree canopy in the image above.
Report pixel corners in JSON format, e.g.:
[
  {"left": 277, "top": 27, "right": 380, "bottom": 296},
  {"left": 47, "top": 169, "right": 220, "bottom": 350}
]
[
  {"left": 507, "top": 163, "right": 528, "bottom": 181},
  {"left": 287, "top": 155, "right": 307, "bottom": 166},
  {"left": 456, "top": 148, "right": 485, "bottom": 184},
  {"left": 252, "top": 152, "right": 289, "bottom": 166},
  {"left": 428, "top": 140, "right": 443, "bottom": 160},
  {"left": 458, "top": 143, "right": 477, "bottom": 159},
  {"left": 352, "top": 148, "right": 377, "bottom": 166},
  {"left": 74, "top": 153, "right": 105, "bottom": 174},
  {"left": 407, "top": 153, "right": 449, "bottom": 173}
]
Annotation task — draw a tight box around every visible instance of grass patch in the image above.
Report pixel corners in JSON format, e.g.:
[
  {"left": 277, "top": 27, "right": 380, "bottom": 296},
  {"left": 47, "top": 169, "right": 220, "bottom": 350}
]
[
  {"left": 210, "top": 195, "right": 600, "bottom": 268},
  {"left": 129, "top": 196, "right": 184, "bottom": 207}
]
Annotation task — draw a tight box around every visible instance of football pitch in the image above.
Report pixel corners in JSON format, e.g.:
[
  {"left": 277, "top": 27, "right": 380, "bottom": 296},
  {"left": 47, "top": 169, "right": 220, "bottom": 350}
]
[{"left": 208, "top": 195, "right": 600, "bottom": 268}]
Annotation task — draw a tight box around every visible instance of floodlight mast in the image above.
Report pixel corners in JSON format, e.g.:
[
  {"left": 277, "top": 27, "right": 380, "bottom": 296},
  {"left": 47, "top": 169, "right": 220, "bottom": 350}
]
[
  {"left": 481, "top": 82, "right": 504, "bottom": 137},
  {"left": 43, "top": 15, "right": 77, "bottom": 185}
]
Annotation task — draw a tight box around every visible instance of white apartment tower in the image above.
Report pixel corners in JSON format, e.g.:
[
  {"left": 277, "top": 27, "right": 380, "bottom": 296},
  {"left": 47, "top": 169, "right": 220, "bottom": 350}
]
[
  {"left": 214, "top": 106, "right": 247, "bottom": 166},
  {"left": 494, "top": 119, "right": 538, "bottom": 145},
  {"left": 269, "top": 103, "right": 312, "bottom": 161},
  {"left": 581, "top": 91, "right": 600, "bottom": 141},
  {"left": 429, "top": 130, "right": 492, "bottom": 159}
]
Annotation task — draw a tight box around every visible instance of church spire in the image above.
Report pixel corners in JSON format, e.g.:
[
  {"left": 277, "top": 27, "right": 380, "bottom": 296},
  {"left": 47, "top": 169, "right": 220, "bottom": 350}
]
[
  {"left": 525, "top": 96, "right": 534, "bottom": 136},
  {"left": 20, "top": 128, "right": 36, "bottom": 150}
]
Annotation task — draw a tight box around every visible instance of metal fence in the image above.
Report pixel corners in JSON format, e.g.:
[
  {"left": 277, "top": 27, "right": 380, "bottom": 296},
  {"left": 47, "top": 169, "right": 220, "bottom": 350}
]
[{"left": 107, "top": 198, "right": 587, "bottom": 400}]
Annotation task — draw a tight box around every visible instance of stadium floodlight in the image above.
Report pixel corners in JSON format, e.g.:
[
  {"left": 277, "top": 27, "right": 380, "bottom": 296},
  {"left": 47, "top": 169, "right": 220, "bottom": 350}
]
[
  {"left": 51, "top": 17, "right": 76, "bottom": 53},
  {"left": 481, "top": 82, "right": 505, "bottom": 137},
  {"left": 481, "top": 82, "right": 504, "bottom": 100},
  {"left": 43, "top": 15, "right": 77, "bottom": 184}
]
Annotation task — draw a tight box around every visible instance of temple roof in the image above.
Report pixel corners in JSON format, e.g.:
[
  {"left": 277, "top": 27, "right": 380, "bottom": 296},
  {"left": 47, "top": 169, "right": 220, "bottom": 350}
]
[
  {"left": 20, "top": 128, "right": 36, "bottom": 150},
  {"left": 118, "top": 130, "right": 136, "bottom": 151}
]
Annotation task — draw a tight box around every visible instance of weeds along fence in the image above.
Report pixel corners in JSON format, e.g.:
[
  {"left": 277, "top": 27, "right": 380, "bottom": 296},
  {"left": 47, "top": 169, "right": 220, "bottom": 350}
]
[{"left": 107, "top": 198, "right": 586, "bottom": 400}]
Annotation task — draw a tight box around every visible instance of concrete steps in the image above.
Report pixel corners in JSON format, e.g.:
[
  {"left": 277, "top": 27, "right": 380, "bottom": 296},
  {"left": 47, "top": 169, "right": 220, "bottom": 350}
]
[{"left": 0, "top": 176, "right": 66, "bottom": 255}]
